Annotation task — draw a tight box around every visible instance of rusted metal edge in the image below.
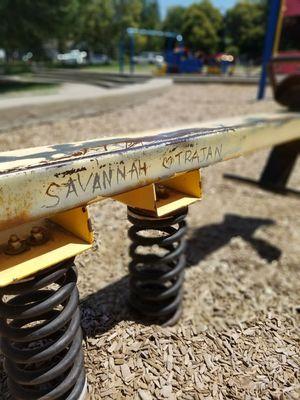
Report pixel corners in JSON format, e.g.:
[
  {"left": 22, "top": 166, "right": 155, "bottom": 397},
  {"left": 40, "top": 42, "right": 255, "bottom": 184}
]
[{"left": 0, "top": 112, "right": 299, "bottom": 230}]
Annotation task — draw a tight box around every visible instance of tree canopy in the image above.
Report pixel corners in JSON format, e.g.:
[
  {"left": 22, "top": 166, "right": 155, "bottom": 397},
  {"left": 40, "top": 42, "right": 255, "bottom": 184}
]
[
  {"left": 141, "top": 0, "right": 161, "bottom": 29},
  {"left": 77, "top": 0, "right": 143, "bottom": 56},
  {"left": 0, "top": 0, "right": 273, "bottom": 62},
  {"left": 162, "top": 6, "right": 186, "bottom": 34},
  {"left": 0, "top": 0, "right": 81, "bottom": 56},
  {"left": 182, "top": 1, "right": 223, "bottom": 53},
  {"left": 225, "top": 0, "right": 268, "bottom": 61}
]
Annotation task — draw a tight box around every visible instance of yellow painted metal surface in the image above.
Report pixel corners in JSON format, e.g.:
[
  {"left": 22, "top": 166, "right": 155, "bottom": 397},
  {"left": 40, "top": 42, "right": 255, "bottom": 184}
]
[
  {"left": 113, "top": 170, "right": 201, "bottom": 216},
  {"left": 0, "top": 112, "right": 299, "bottom": 230},
  {"left": 0, "top": 207, "right": 93, "bottom": 287},
  {"left": 0, "top": 112, "right": 299, "bottom": 286},
  {"left": 273, "top": 0, "right": 285, "bottom": 55},
  {"left": 51, "top": 206, "right": 93, "bottom": 243}
]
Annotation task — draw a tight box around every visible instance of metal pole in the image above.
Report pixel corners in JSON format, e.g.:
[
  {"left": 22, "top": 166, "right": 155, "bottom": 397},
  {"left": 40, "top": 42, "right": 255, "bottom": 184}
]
[
  {"left": 257, "top": 0, "right": 281, "bottom": 100},
  {"left": 119, "top": 38, "right": 125, "bottom": 74},
  {"left": 129, "top": 34, "right": 135, "bottom": 74}
]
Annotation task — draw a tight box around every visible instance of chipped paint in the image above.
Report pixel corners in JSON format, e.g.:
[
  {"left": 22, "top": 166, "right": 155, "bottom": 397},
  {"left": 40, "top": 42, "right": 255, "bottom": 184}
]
[
  {"left": 0, "top": 211, "right": 30, "bottom": 231},
  {"left": 0, "top": 112, "right": 299, "bottom": 230}
]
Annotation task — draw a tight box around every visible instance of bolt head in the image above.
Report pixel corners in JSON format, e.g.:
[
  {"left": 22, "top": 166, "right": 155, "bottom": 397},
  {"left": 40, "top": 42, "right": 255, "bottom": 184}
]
[
  {"left": 156, "top": 184, "right": 169, "bottom": 199},
  {"left": 31, "top": 226, "right": 41, "bottom": 234},
  {"left": 30, "top": 226, "right": 48, "bottom": 244},
  {"left": 8, "top": 234, "right": 22, "bottom": 249}
]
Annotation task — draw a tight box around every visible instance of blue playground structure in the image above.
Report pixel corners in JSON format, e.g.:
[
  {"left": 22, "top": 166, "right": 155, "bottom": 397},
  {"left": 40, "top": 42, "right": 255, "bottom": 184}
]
[
  {"left": 257, "top": 0, "right": 281, "bottom": 99},
  {"left": 120, "top": 28, "right": 204, "bottom": 74},
  {"left": 164, "top": 46, "right": 203, "bottom": 74},
  {"left": 119, "top": 28, "right": 182, "bottom": 74}
]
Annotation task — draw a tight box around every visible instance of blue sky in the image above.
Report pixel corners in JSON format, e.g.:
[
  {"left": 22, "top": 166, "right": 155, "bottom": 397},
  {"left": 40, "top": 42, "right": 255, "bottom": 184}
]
[{"left": 159, "top": 0, "right": 237, "bottom": 18}]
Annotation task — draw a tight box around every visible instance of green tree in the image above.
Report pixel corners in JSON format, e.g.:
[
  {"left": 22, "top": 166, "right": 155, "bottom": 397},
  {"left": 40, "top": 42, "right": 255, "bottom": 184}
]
[
  {"left": 163, "top": 6, "right": 186, "bottom": 34},
  {"left": 141, "top": 0, "right": 160, "bottom": 29},
  {"left": 112, "top": 0, "right": 143, "bottom": 35},
  {"left": 225, "top": 0, "right": 268, "bottom": 60},
  {"left": 139, "top": 0, "right": 161, "bottom": 52},
  {"left": 182, "top": 1, "right": 223, "bottom": 53},
  {"left": 77, "top": 0, "right": 115, "bottom": 54},
  {"left": 0, "top": 0, "right": 81, "bottom": 57},
  {"left": 77, "top": 0, "right": 144, "bottom": 57},
  {"left": 195, "top": 0, "right": 223, "bottom": 33},
  {"left": 112, "top": 0, "right": 143, "bottom": 56}
]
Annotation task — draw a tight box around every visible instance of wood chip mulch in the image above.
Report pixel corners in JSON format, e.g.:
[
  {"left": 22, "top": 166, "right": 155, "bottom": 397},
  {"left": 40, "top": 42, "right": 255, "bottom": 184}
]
[
  {"left": 82, "top": 313, "right": 299, "bottom": 400},
  {"left": 0, "top": 85, "right": 299, "bottom": 399}
]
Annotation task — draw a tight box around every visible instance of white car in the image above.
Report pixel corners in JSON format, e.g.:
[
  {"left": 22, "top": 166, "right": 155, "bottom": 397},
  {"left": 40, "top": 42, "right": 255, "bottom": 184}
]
[
  {"left": 57, "top": 49, "right": 87, "bottom": 65},
  {"left": 0, "top": 49, "right": 6, "bottom": 62},
  {"left": 133, "top": 52, "right": 164, "bottom": 65}
]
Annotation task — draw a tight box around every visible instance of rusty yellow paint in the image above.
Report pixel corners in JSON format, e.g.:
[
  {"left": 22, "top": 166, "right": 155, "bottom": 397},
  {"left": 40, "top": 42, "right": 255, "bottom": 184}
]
[
  {"left": 113, "top": 170, "right": 201, "bottom": 216},
  {"left": 273, "top": 0, "right": 285, "bottom": 55},
  {"left": 0, "top": 112, "right": 299, "bottom": 287},
  {"left": 0, "top": 112, "right": 299, "bottom": 230},
  {"left": 0, "top": 207, "right": 93, "bottom": 287}
]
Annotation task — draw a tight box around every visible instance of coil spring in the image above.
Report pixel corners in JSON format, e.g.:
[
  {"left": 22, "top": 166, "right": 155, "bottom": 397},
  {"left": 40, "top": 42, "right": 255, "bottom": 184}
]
[
  {"left": 0, "top": 258, "right": 86, "bottom": 400},
  {"left": 127, "top": 207, "right": 188, "bottom": 326}
]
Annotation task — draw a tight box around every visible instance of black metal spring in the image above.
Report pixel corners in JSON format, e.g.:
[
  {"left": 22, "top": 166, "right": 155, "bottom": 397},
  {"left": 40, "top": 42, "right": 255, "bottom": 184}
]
[
  {"left": 127, "top": 207, "right": 188, "bottom": 326},
  {"left": 0, "top": 258, "right": 86, "bottom": 400}
]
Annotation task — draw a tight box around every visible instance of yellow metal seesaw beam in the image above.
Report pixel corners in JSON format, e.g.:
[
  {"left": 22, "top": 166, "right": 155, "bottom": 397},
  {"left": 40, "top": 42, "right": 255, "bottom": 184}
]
[
  {"left": 0, "top": 112, "right": 300, "bottom": 231},
  {"left": 1, "top": 109, "right": 299, "bottom": 400}
]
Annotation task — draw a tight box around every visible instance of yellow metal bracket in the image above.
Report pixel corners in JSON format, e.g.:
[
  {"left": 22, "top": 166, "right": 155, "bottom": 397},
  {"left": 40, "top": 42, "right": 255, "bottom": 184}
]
[
  {"left": 113, "top": 169, "right": 202, "bottom": 216},
  {"left": 0, "top": 170, "right": 201, "bottom": 287},
  {"left": 0, "top": 206, "right": 93, "bottom": 287}
]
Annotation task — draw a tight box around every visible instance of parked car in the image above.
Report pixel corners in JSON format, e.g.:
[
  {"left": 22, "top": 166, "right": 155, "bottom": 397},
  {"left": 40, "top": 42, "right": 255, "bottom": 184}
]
[
  {"left": 89, "top": 53, "right": 111, "bottom": 65},
  {"left": 133, "top": 52, "right": 164, "bottom": 65},
  {"left": 22, "top": 52, "right": 33, "bottom": 62},
  {"left": 57, "top": 49, "right": 87, "bottom": 65},
  {"left": 0, "top": 49, "right": 6, "bottom": 62}
]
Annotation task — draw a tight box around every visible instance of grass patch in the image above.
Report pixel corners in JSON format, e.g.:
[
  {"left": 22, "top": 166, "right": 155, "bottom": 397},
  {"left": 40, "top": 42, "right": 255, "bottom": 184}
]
[
  {"left": 45, "top": 61, "right": 154, "bottom": 75},
  {"left": 0, "top": 62, "right": 32, "bottom": 75},
  {"left": 0, "top": 80, "right": 60, "bottom": 95},
  {"left": 82, "top": 62, "right": 154, "bottom": 74}
]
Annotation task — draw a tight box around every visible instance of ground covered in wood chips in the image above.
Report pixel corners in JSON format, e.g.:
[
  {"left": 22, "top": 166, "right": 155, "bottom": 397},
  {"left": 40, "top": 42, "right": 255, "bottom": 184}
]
[{"left": 0, "top": 84, "right": 299, "bottom": 399}]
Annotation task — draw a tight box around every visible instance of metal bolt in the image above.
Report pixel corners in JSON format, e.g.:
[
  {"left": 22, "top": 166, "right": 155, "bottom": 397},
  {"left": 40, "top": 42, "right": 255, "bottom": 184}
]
[
  {"left": 8, "top": 234, "right": 22, "bottom": 250},
  {"left": 29, "top": 226, "right": 48, "bottom": 245},
  {"left": 5, "top": 234, "right": 27, "bottom": 255},
  {"left": 156, "top": 184, "right": 170, "bottom": 199},
  {"left": 31, "top": 226, "right": 44, "bottom": 241}
]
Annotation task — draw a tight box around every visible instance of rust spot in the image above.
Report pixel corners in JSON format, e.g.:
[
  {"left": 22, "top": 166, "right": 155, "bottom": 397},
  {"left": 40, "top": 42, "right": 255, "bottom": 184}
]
[
  {"left": 0, "top": 211, "right": 30, "bottom": 231},
  {"left": 54, "top": 167, "right": 87, "bottom": 178},
  {"left": 125, "top": 141, "right": 142, "bottom": 149},
  {"left": 0, "top": 165, "right": 25, "bottom": 175},
  {"left": 71, "top": 148, "right": 89, "bottom": 157}
]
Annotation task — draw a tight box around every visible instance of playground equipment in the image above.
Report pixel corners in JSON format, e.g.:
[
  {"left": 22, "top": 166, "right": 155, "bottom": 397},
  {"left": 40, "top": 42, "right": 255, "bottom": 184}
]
[
  {"left": 163, "top": 49, "right": 235, "bottom": 76},
  {"left": 1, "top": 5, "right": 298, "bottom": 399},
  {"left": 164, "top": 46, "right": 204, "bottom": 74},
  {"left": 122, "top": 27, "right": 232, "bottom": 76},
  {"left": 120, "top": 28, "right": 182, "bottom": 74},
  {"left": 258, "top": 0, "right": 300, "bottom": 107},
  {"left": 122, "top": 28, "right": 207, "bottom": 75},
  {"left": 206, "top": 53, "right": 235, "bottom": 75},
  {"left": 0, "top": 111, "right": 300, "bottom": 399},
  {"left": 226, "top": 0, "right": 300, "bottom": 195}
]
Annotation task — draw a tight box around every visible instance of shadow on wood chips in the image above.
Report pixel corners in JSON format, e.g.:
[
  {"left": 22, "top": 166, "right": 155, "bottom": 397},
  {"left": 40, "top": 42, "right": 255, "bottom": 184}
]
[
  {"left": 81, "top": 213, "right": 282, "bottom": 339},
  {"left": 186, "top": 214, "right": 281, "bottom": 266}
]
